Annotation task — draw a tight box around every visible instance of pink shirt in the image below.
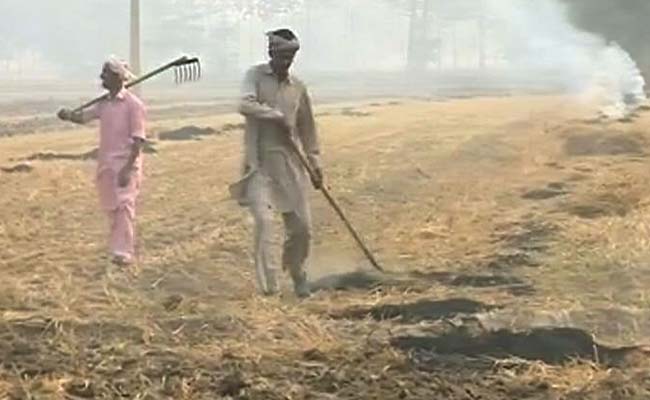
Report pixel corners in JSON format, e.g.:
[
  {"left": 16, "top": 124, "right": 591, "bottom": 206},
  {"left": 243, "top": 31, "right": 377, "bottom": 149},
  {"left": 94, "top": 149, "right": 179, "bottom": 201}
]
[{"left": 85, "top": 89, "right": 147, "bottom": 173}]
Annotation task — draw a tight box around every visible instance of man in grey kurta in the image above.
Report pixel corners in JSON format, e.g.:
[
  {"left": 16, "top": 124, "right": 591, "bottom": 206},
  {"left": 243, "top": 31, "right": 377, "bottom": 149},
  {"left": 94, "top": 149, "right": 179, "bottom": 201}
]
[{"left": 230, "top": 28, "right": 323, "bottom": 298}]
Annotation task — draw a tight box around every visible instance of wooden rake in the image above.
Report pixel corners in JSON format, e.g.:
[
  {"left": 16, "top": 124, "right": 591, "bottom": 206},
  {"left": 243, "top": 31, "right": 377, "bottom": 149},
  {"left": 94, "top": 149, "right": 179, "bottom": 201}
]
[{"left": 71, "top": 55, "right": 201, "bottom": 112}]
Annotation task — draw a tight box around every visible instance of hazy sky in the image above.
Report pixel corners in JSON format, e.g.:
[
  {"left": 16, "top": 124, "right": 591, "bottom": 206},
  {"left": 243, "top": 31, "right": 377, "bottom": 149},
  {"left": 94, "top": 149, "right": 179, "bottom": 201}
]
[
  {"left": 0, "top": 0, "right": 646, "bottom": 115},
  {"left": 0, "top": 0, "right": 411, "bottom": 79}
]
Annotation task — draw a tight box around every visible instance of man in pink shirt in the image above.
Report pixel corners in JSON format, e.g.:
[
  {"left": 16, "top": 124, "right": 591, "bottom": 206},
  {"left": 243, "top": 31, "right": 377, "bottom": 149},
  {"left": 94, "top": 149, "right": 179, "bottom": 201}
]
[{"left": 58, "top": 57, "right": 146, "bottom": 266}]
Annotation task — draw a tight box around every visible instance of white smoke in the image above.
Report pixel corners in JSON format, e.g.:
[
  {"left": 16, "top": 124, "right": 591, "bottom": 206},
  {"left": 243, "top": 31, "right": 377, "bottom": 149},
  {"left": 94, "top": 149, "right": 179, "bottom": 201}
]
[
  {"left": 592, "top": 43, "right": 647, "bottom": 119},
  {"left": 487, "top": 0, "right": 647, "bottom": 119}
]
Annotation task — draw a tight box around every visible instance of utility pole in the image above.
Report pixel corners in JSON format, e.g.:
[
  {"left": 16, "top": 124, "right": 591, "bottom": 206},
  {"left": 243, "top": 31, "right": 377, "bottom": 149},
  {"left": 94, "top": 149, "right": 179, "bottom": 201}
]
[
  {"left": 346, "top": 0, "right": 354, "bottom": 69},
  {"left": 130, "top": 0, "right": 142, "bottom": 96},
  {"left": 452, "top": 23, "right": 458, "bottom": 69},
  {"left": 478, "top": 0, "right": 486, "bottom": 69},
  {"left": 407, "top": 0, "right": 418, "bottom": 70}
]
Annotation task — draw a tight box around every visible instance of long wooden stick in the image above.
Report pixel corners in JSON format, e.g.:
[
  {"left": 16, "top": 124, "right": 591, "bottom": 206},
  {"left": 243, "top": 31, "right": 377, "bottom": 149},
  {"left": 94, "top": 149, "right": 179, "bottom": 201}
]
[{"left": 286, "top": 139, "right": 384, "bottom": 272}]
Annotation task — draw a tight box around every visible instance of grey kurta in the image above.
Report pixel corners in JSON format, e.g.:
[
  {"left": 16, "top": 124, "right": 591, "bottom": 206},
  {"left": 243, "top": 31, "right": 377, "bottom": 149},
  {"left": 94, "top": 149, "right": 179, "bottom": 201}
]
[
  {"left": 230, "top": 62, "right": 321, "bottom": 294},
  {"left": 231, "top": 63, "right": 320, "bottom": 217}
]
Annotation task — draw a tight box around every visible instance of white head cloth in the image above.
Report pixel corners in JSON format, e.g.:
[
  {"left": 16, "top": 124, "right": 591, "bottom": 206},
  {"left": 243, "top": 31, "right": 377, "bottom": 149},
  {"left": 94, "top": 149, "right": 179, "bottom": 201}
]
[
  {"left": 104, "top": 56, "right": 136, "bottom": 81},
  {"left": 266, "top": 31, "right": 300, "bottom": 52}
]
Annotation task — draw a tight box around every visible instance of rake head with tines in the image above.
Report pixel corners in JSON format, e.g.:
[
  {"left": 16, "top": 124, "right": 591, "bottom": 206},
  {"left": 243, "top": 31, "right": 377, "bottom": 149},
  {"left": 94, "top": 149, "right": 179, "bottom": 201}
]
[{"left": 173, "top": 56, "right": 201, "bottom": 84}]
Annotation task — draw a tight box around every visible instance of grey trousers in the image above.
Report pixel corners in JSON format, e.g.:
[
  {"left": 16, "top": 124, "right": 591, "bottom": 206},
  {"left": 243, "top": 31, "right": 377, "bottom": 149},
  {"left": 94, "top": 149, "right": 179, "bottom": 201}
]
[{"left": 249, "top": 185, "right": 311, "bottom": 294}]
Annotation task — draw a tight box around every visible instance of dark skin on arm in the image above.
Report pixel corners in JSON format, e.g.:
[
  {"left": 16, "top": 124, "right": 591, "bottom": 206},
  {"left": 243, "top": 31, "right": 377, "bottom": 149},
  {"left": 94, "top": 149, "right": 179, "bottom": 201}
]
[
  {"left": 118, "top": 138, "right": 144, "bottom": 187},
  {"left": 57, "top": 109, "right": 86, "bottom": 124},
  {"left": 57, "top": 64, "right": 142, "bottom": 188}
]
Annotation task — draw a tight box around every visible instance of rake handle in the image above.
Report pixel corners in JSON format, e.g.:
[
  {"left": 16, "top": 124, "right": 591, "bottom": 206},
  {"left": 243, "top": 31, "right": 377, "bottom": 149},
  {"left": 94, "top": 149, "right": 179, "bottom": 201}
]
[
  {"left": 286, "top": 137, "right": 384, "bottom": 272},
  {"left": 72, "top": 56, "right": 191, "bottom": 113}
]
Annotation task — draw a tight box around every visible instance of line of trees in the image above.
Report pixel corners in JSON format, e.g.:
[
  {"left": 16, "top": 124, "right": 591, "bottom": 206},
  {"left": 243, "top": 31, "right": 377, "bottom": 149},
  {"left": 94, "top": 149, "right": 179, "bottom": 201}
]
[{"left": 2, "top": 0, "right": 648, "bottom": 82}]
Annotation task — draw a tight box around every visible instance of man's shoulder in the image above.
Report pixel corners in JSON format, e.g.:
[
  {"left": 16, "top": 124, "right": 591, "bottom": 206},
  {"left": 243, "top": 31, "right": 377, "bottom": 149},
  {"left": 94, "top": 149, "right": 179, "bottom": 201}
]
[
  {"left": 246, "top": 63, "right": 270, "bottom": 75},
  {"left": 289, "top": 74, "right": 308, "bottom": 90},
  {"left": 124, "top": 90, "right": 146, "bottom": 109}
]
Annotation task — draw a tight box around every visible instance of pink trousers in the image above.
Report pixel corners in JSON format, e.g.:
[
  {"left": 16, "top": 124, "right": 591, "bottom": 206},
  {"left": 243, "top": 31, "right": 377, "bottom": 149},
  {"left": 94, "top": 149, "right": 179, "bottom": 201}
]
[{"left": 96, "top": 167, "right": 141, "bottom": 260}]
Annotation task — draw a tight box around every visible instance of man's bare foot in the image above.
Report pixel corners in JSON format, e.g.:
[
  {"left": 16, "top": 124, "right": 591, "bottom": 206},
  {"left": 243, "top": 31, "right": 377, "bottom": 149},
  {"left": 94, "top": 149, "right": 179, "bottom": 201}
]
[{"left": 111, "top": 254, "right": 133, "bottom": 267}]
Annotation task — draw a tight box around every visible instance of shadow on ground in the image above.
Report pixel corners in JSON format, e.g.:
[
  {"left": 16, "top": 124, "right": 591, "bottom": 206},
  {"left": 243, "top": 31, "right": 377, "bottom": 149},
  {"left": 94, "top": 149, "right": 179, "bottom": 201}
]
[
  {"left": 486, "top": 220, "right": 558, "bottom": 270},
  {"left": 310, "top": 269, "right": 535, "bottom": 296},
  {"left": 564, "top": 132, "right": 646, "bottom": 157},
  {"left": 1, "top": 163, "right": 34, "bottom": 173},
  {"left": 310, "top": 270, "right": 386, "bottom": 292},
  {"left": 157, "top": 123, "right": 243, "bottom": 141},
  {"left": 521, "top": 182, "right": 569, "bottom": 200},
  {"left": 563, "top": 193, "right": 637, "bottom": 219},
  {"left": 18, "top": 142, "right": 158, "bottom": 163},
  {"left": 391, "top": 326, "right": 646, "bottom": 367},
  {"left": 334, "top": 298, "right": 499, "bottom": 323},
  {"left": 158, "top": 126, "right": 219, "bottom": 141}
]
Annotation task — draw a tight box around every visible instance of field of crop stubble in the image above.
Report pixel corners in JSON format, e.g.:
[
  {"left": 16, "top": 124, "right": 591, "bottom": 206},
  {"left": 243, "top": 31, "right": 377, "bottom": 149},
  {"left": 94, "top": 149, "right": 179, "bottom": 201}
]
[{"left": 2, "top": 92, "right": 650, "bottom": 399}]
